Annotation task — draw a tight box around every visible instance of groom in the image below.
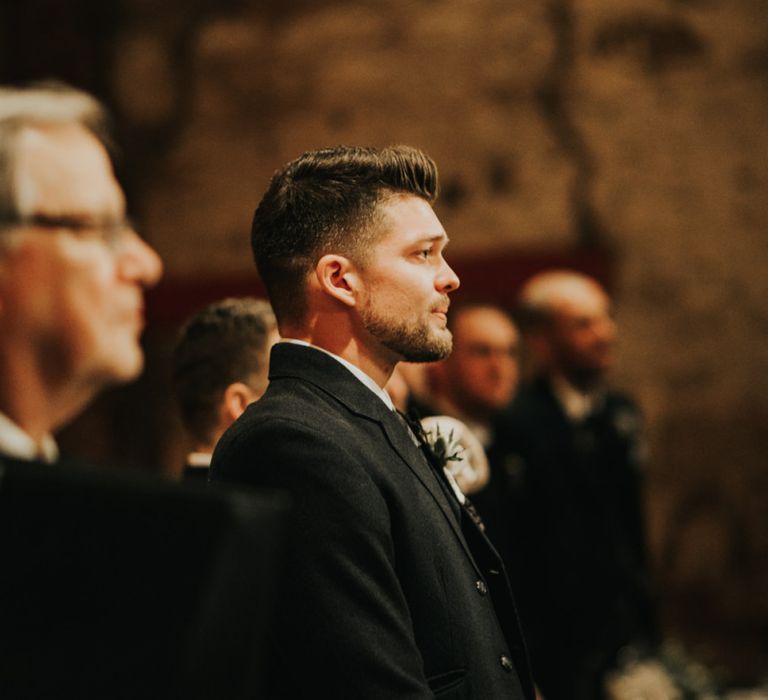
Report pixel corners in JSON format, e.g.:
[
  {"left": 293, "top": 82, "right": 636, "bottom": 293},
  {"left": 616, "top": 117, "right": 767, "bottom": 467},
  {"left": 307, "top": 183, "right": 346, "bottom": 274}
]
[{"left": 210, "top": 145, "right": 534, "bottom": 699}]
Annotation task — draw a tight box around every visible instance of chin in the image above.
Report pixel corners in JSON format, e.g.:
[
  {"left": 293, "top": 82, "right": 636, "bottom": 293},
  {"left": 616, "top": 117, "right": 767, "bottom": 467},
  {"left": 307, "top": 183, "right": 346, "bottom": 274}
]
[{"left": 106, "top": 348, "right": 145, "bottom": 384}]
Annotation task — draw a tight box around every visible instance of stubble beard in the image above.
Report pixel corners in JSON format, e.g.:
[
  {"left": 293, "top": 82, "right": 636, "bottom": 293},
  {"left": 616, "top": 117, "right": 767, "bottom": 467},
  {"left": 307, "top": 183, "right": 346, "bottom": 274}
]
[{"left": 361, "top": 307, "right": 453, "bottom": 363}]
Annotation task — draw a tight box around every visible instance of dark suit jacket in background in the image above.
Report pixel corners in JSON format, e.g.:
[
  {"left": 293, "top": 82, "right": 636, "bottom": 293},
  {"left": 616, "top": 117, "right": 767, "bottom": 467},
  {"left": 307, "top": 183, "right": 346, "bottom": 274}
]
[
  {"left": 492, "top": 376, "right": 657, "bottom": 700},
  {"left": 0, "top": 454, "right": 286, "bottom": 699},
  {"left": 210, "top": 343, "right": 534, "bottom": 699}
]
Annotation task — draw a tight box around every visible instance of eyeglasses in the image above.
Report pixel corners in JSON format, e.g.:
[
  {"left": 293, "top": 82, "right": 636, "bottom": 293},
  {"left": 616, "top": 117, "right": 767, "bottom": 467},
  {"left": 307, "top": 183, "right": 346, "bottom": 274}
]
[{"left": 0, "top": 213, "right": 136, "bottom": 250}]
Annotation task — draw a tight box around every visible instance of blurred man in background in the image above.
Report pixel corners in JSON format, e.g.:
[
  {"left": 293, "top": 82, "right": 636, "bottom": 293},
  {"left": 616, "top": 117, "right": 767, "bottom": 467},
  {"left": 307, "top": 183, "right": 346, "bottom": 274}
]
[
  {"left": 172, "top": 297, "right": 277, "bottom": 480},
  {"left": 429, "top": 303, "right": 520, "bottom": 447},
  {"left": 495, "top": 270, "right": 656, "bottom": 700},
  {"left": 0, "top": 83, "right": 162, "bottom": 463},
  {"left": 426, "top": 303, "right": 521, "bottom": 541}
]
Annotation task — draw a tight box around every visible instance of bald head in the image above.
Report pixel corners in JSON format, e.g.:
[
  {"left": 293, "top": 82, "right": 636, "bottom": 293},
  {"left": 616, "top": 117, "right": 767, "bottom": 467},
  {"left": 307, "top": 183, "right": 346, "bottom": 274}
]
[{"left": 518, "top": 270, "right": 616, "bottom": 388}]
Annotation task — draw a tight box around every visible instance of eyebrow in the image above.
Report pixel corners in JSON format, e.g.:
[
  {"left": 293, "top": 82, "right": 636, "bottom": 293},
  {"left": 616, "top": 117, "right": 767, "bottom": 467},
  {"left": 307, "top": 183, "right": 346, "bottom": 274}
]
[{"left": 421, "top": 232, "right": 449, "bottom": 245}]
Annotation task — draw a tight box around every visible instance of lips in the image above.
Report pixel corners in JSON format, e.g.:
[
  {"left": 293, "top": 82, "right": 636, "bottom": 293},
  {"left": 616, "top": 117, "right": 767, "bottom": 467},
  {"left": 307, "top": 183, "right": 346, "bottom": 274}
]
[
  {"left": 125, "top": 304, "right": 145, "bottom": 332},
  {"left": 431, "top": 297, "right": 450, "bottom": 316}
]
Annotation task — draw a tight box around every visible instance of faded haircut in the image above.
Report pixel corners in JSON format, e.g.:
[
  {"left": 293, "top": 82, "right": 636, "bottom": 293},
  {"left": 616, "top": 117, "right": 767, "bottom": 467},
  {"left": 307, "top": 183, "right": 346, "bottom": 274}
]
[
  {"left": 251, "top": 145, "right": 439, "bottom": 326},
  {"left": 172, "top": 297, "right": 276, "bottom": 446}
]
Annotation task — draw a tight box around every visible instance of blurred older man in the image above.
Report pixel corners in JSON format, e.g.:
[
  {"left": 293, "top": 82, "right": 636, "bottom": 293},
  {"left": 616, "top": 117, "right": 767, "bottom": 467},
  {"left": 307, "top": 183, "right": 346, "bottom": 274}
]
[{"left": 0, "top": 83, "right": 162, "bottom": 462}]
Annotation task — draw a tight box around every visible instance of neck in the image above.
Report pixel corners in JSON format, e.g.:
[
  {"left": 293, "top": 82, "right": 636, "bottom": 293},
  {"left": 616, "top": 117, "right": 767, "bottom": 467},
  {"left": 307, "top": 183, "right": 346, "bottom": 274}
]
[
  {"left": 281, "top": 317, "right": 397, "bottom": 389},
  {"left": 549, "top": 372, "right": 602, "bottom": 396},
  {"left": 191, "top": 443, "right": 215, "bottom": 456},
  {"left": 0, "top": 349, "right": 92, "bottom": 443},
  {"left": 552, "top": 369, "right": 602, "bottom": 395}
]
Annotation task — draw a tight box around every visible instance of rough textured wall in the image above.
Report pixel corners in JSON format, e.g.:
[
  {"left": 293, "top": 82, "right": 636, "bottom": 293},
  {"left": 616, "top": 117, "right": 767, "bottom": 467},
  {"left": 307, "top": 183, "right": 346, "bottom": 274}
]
[
  {"left": 14, "top": 0, "right": 765, "bottom": 682},
  {"left": 571, "top": 1, "right": 768, "bottom": 678},
  {"left": 117, "top": 1, "right": 576, "bottom": 266}
]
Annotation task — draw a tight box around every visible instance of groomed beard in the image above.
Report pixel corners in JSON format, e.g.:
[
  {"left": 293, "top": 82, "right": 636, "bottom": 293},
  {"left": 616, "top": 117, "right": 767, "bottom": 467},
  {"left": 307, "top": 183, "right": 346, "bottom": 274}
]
[{"left": 361, "top": 306, "right": 453, "bottom": 362}]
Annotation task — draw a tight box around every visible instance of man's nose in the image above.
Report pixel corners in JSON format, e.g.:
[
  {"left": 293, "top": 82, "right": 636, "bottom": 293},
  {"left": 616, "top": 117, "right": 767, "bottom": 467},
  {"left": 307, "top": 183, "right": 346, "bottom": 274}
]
[
  {"left": 437, "top": 259, "right": 460, "bottom": 294},
  {"left": 117, "top": 229, "right": 163, "bottom": 288}
]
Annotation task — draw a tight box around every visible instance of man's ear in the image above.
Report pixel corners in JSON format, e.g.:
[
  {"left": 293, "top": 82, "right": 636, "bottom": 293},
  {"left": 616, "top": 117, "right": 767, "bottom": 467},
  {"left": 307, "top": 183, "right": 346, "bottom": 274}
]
[
  {"left": 315, "top": 254, "right": 358, "bottom": 308},
  {"left": 221, "top": 382, "right": 259, "bottom": 425}
]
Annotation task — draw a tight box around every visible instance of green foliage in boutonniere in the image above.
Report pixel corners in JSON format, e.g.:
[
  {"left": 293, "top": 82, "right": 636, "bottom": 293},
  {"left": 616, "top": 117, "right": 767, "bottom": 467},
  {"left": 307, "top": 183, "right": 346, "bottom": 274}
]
[
  {"left": 424, "top": 424, "right": 466, "bottom": 470},
  {"left": 418, "top": 415, "right": 491, "bottom": 497}
]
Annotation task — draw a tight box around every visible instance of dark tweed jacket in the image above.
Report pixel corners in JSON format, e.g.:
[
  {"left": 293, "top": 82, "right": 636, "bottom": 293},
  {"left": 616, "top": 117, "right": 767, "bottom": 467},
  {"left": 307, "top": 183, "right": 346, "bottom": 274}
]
[{"left": 210, "top": 343, "right": 534, "bottom": 699}]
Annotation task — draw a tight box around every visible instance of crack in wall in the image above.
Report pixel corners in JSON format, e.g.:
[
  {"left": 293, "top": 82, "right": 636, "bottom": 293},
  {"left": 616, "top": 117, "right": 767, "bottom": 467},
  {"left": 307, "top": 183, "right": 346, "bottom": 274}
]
[{"left": 536, "top": 0, "right": 608, "bottom": 251}]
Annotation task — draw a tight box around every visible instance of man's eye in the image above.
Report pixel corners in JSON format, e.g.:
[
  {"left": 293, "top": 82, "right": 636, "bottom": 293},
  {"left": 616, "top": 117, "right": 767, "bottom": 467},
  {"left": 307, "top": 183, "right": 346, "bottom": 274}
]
[{"left": 419, "top": 248, "right": 431, "bottom": 259}]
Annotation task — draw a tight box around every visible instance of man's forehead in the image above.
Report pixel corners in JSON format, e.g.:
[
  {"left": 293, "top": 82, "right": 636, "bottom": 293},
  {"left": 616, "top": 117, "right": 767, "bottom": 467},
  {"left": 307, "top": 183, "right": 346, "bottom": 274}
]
[
  {"left": 554, "top": 291, "right": 610, "bottom": 319},
  {"left": 14, "top": 122, "right": 124, "bottom": 217},
  {"left": 377, "top": 194, "right": 446, "bottom": 243}
]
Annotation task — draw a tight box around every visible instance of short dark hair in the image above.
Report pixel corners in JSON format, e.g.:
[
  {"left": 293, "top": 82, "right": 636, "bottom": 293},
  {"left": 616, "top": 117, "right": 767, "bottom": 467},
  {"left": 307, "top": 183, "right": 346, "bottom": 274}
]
[
  {"left": 251, "top": 145, "right": 439, "bottom": 325},
  {"left": 172, "top": 297, "right": 276, "bottom": 445}
]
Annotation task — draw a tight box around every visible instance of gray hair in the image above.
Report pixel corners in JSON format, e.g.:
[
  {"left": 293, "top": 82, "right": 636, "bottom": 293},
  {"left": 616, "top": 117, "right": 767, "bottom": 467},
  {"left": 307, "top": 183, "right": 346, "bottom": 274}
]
[{"left": 0, "top": 81, "right": 111, "bottom": 222}]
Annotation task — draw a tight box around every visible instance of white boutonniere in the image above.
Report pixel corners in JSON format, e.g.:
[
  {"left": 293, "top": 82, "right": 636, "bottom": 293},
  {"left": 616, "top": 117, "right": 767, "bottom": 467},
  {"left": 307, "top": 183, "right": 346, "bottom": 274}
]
[{"left": 420, "top": 416, "right": 491, "bottom": 500}]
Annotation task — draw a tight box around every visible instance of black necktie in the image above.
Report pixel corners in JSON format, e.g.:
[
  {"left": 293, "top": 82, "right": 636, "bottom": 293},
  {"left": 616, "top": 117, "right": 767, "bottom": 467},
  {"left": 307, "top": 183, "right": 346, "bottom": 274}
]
[
  {"left": 394, "top": 409, "right": 422, "bottom": 447},
  {"left": 395, "top": 409, "right": 486, "bottom": 532}
]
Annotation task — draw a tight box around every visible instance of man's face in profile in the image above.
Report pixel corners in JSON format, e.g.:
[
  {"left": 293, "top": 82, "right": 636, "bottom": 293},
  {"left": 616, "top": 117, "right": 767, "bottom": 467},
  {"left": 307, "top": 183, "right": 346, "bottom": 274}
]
[
  {"left": 356, "top": 194, "right": 460, "bottom": 363},
  {"left": 0, "top": 123, "right": 162, "bottom": 390}
]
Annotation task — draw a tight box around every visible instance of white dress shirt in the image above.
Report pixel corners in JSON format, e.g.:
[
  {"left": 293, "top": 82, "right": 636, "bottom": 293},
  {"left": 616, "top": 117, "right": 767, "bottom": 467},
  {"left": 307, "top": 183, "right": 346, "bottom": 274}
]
[
  {"left": 551, "top": 375, "right": 605, "bottom": 423},
  {"left": 185, "top": 451, "right": 212, "bottom": 467},
  {"left": 0, "top": 411, "right": 58, "bottom": 463}
]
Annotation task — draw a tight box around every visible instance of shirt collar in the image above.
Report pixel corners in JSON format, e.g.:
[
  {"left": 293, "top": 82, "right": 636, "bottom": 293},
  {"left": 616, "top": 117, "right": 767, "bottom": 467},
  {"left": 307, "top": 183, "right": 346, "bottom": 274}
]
[
  {"left": 186, "top": 451, "right": 212, "bottom": 467},
  {"left": 280, "top": 339, "right": 395, "bottom": 411},
  {"left": 550, "top": 375, "right": 604, "bottom": 422},
  {"left": 0, "top": 411, "right": 59, "bottom": 463}
]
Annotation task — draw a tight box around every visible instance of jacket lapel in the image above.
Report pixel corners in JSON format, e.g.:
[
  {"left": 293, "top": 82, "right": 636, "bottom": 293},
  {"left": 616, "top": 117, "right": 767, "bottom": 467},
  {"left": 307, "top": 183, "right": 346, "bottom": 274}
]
[
  {"left": 380, "top": 408, "right": 463, "bottom": 522},
  {"left": 367, "top": 406, "right": 484, "bottom": 579},
  {"left": 269, "top": 343, "right": 483, "bottom": 577}
]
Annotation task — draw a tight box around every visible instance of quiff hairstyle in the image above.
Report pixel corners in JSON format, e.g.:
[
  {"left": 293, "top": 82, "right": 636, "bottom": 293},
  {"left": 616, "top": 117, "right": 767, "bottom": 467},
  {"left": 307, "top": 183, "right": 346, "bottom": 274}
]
[
  {"left": 172, "top": 297, "right": 276, "bottom": 446},
  {"left": 0, "top": 81, "right": 112, "bottom": 224},
  {"left": 251, "top": 145, "right": 439, "bottom": 326}
]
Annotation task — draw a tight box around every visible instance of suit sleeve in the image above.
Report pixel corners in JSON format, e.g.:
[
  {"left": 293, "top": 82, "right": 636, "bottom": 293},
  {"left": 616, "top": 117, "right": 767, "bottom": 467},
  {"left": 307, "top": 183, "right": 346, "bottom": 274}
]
[{"left": 211, "top": 416, "right": 435, "bottom": 699}]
